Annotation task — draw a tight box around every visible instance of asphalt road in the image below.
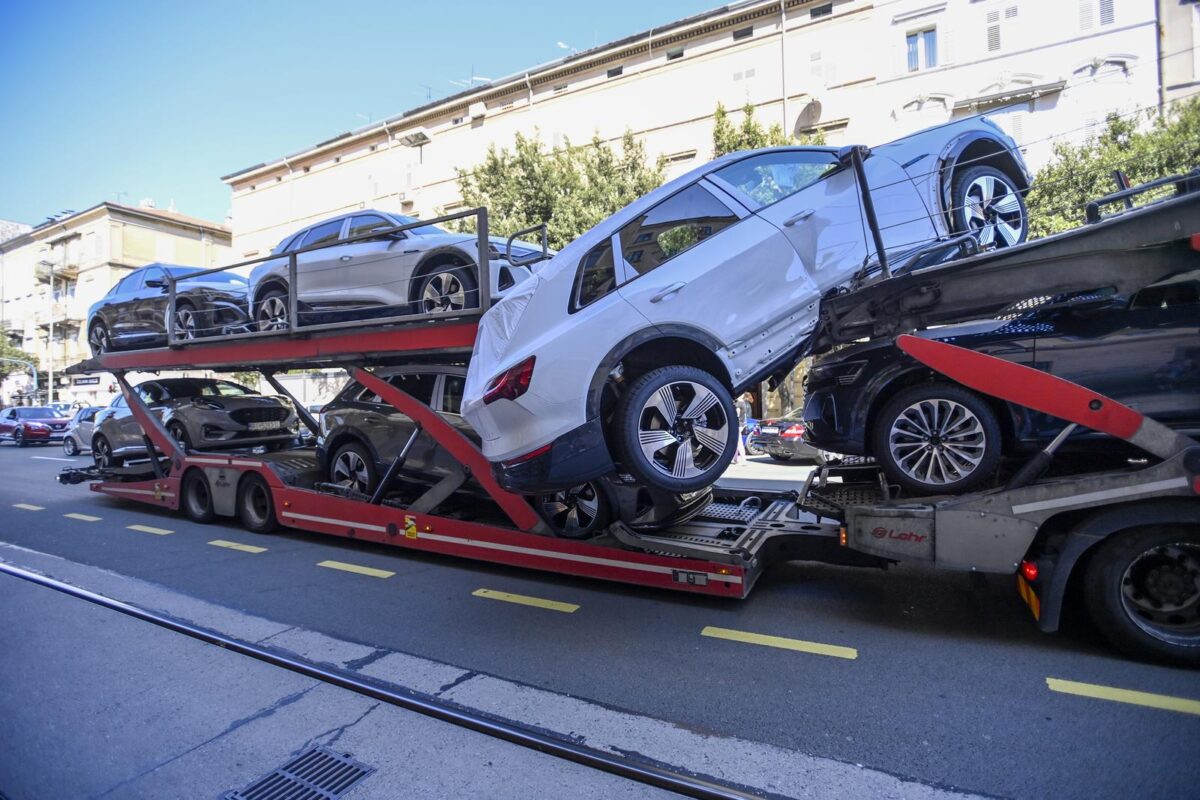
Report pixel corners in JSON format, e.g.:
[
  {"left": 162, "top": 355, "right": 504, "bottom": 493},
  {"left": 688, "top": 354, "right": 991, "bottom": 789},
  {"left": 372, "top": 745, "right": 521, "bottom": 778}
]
[{"left": 1, "top": 444, "right": 1197, "bottom": 799}]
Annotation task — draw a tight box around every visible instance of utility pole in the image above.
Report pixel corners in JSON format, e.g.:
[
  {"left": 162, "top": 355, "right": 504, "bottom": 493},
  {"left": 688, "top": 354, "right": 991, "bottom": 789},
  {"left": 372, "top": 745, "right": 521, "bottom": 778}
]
[{"left": 38, "top": 258, "right": 55, "bottom": 405}]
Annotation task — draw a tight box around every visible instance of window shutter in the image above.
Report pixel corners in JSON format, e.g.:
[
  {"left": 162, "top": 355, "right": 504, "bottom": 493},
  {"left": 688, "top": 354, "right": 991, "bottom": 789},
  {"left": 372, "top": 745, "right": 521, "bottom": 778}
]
[
  {"left": 1099, "top": 0, "right": 1114, "bottom": 25},
  {"left": 987, "top": 10, "right": 1000, "bottom": 51},
  {"left": 1079, "top": 0, "right": 1094, "bottom": 30}
]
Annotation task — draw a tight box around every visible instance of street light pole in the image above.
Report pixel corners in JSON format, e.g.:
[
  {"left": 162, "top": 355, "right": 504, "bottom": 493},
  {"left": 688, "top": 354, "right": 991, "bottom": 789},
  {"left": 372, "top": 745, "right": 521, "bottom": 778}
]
[{"left": 38, "top": 259, "right": 55, "bottom": 405}]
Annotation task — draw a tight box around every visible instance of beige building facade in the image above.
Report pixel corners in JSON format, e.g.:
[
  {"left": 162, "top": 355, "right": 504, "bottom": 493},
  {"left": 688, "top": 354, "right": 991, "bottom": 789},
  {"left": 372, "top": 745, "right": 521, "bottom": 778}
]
[
  {"left": 223, "top": 0, "right": 1168, "bottom": 259},
  {"left": 0, "top": 202, "right": 230, "bottom": 406}
]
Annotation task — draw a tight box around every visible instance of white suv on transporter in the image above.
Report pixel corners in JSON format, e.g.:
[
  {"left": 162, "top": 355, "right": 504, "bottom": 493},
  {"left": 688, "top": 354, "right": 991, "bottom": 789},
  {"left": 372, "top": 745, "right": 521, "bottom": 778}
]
[{"left": 462, "top": 118, "right": 1030, "bottom": 495}]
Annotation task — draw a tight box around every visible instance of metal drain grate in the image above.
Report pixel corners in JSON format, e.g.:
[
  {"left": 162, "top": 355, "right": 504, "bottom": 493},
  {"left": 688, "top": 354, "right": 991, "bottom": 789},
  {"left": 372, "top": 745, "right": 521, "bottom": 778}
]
[{"left": 223, "top": 747, "right": 375, "bottom": 800}]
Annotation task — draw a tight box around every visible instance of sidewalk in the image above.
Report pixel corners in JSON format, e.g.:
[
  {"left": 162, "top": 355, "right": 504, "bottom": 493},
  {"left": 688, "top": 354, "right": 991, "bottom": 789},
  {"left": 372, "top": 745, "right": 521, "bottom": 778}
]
[{"left": 0, "top": 572, "right": 676, "bottom": 800}]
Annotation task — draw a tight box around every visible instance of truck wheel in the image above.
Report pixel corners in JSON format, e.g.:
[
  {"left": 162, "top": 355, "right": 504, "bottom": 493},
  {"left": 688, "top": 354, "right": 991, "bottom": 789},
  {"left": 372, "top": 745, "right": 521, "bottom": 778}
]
[
  {"left": 950, "top": 165, "right": 1027, "bottom": 248},
  {"left": 535, "top": 480, "right": 611, "bottom": 539},
  {"left": 871, "top": 382, "right": 1001, "bottom": 495},
  {"left": 1084, "top": 525, "right": 1200, "bottom": 666},
  {"left": 237, "top": 473, "right": 279, "bottom": 534},
  {"left": 181, "top": 468, "right": 215, "bottom": 524},
  {"left": 614, "top": 365, "right": 737, "bottom": 493}
]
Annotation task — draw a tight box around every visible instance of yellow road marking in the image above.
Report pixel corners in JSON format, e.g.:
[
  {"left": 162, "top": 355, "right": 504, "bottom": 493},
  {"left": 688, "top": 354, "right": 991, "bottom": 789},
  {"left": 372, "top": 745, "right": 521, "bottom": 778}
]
[
  {"left": 317, "top": 560, "right": 394, "bottom": 579},
  {"left": 209, "top": 539, "right": 267, "bottom": 554},
  {"left": 128, "top": 524, "right": 172, "bottom": 536},
  {"left": 13, "top": 503, "right": 43, "bottom": 511},
  {"left": 64, "top": 513, "right": 101, "bottom": 522},
  {"left": 472, "top": 588, "right": 579, "bottom": 613},
  {"left": 701, "top": 625, "right": 858, "bottom": 660},
  {"left": 1046, "top": 678, "right": 1200, "bottom": 716}
]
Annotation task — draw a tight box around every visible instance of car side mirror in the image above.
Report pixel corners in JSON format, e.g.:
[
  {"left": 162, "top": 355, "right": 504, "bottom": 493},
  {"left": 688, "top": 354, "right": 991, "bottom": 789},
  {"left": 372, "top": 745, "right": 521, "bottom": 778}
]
[{"left": 145, "top": 278, "right": 166, "bottom": 289}]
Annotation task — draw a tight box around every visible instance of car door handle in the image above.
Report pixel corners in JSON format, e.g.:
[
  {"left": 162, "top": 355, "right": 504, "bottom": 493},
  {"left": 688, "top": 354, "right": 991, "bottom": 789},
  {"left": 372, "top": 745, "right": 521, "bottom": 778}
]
[
  {"left": 339, "top": 255, "right": 352, "bottom": 262},
  {"left": 783, "top": 209, "right": 815, "bottom": 227},
  {"left": 650, "top": 282, "right": 687, "bottom": 303}
]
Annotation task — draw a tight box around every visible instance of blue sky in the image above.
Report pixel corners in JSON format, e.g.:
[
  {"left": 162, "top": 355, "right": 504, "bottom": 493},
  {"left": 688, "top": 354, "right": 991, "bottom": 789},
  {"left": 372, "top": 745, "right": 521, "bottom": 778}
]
[{"left": 0, "top": 0, "right": 711, "bottom": 226}]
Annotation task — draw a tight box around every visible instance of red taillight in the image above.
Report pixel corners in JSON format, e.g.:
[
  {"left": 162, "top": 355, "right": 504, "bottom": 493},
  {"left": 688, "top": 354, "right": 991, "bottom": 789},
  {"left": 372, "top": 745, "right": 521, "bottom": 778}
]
[
  {"left": 482, "top": 356, "right": 536, "bottom": 405},
  {"left": 1020, "top": 560, "right": 1038, "bottom": 582},
  {"left": 781, "top": 423, "right": 805, "bottom": 438},
  {"left": 501, "top": 442, "right": 552, "bottom": 467}
]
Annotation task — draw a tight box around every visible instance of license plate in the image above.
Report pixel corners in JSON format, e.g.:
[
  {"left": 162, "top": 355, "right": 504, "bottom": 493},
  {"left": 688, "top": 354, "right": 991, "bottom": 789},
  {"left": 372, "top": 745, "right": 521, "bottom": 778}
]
[
  {"left": 247, "top": 421, "right": 281, "bottom": 431},
  {"left": 761, "top": 426, "right": 779, "bottom": 434}
]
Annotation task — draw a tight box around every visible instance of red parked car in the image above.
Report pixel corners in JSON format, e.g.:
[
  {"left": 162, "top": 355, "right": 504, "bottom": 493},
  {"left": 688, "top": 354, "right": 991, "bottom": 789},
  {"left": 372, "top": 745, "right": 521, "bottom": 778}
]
[{"left": 0, "top": 406, "right": 70, "bottom": 447}]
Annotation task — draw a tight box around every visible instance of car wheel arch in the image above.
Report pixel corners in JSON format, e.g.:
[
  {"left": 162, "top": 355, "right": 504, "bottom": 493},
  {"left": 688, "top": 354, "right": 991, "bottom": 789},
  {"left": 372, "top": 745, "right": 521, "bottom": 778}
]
[
  {"left": 322, "top": 426, "right": 382, "bottom": 473},
  {"left": 939, "top": 135, "right": 1029, "bottom": 216},
  {"left": 408, "top": 248, "right": 474, "bottom": 303},
  {"left": 252, "top": 278, "right": 289, "bottom": 315}
]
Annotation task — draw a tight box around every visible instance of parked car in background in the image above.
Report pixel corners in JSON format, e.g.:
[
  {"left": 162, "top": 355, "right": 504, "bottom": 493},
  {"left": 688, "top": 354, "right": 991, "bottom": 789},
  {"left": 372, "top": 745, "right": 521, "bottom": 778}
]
[
  {"left": 752, "top": 409, "right": 826, "bottom": 464},
  {"left": 88, "top": 263, "right": 250, "bottom": 355},
  {"left": 802, "top": 269, "right": 1200, "bottom": 494},
  {"left": 248, "top": 211, "right": 546, "bottom": 331},
  {"left": 49, "top": 402, "right": 72, "bottom": 416},
  {"left": 62, "top": 406, "right": 104, "bottom": 455},
  {"left": 91, "top": 378, "right": 298, "bottom": 466},
  {"left": 463, "top": 116, "right": 1030, "bottom": 496},
  {"left": 319, "top": 366, "right": 610, "bottom": 538},
  {"left": 0, "top": 406, "right": 69, "bottom": 446}
]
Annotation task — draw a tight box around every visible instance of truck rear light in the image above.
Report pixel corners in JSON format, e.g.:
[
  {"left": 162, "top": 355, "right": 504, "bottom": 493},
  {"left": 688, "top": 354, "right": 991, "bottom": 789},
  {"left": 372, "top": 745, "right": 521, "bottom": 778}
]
[
  {"left": 483, "top": 356, "right": 536, "bottom": 405},
  {"left": 1020, "top": 560, "right": 1038, "bottom": 582},
  {"left": 501, "top": 442, "right": 552, "bottom": 467}
]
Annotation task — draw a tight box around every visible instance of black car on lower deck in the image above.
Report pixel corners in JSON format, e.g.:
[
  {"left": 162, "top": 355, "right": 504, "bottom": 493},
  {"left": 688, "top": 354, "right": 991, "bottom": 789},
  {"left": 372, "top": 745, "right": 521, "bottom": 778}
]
[
  {"left": 751, "top": 409, "right": 826, "bottom": 464},
  {"left": 802, "top": 269, "right": 1200, "bottom": 495},
  {"left": 87, "top": 263, "right": 250, "bottom": 355}
]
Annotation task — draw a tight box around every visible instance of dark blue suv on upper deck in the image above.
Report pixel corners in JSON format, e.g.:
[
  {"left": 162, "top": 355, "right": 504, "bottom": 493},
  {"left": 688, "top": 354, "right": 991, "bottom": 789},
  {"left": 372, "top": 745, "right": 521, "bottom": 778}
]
[{"left": 801, "top": 269, "right": 1200, "bottom": 495}]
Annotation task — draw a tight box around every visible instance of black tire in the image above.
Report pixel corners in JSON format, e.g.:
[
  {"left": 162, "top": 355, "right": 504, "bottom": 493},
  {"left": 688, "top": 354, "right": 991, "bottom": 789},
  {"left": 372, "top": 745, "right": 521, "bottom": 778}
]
[
  {"left": 950, "top": 165, "right": 1028, "bottom": 249},
  {"left": 614, "top": 365, "right": 737, "bottom": 493},
  {"left": 237, "top": 472, "right": 278, "bottom": 533},
  {"left": 1083, "top": 525, "right": 1200, "bottom": 666},
  {"left": 62, "top": 437, "right": 78, "bottom": 456},
  {"left": 329, "top": 440, "right": 377, "bottom": 494},
  {"left": 414, "top": 264, "right": 478, "bottom": 315},
  {"left": 167, "top": 422, "right": 193, "bottom": 452},
  {"left": 181, "top": 468, "right": 215, "bottom": 524},
  {"left": 256, "top": 287, "right": 290, "bottom": 332},
  {"left": 173, "top": 300, "right": 199, "bottom": 341},
  {"left": 871, "top": 382, "right": 1002, "bottom": 496},
  {"left": 769, "top": 453, "right": 794, "bottom": 462},
  {"left": 14, "top": 428, "right": 26, "bottom": 448},
  {"left": 92, "top": 435, "right": 122, "bottom": 468},
  {"left": 535, "top": 481, "right": 612, "bottom": 539},
  {"left": 88, "top": 321, "right": 110, "bottom": 356}
]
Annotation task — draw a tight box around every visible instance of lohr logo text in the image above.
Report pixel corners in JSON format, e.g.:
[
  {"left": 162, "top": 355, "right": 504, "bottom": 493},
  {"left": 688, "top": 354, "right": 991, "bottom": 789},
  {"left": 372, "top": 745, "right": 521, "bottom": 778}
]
[{"left": 871, "top": 526, "right": 927, "bottom": 543}]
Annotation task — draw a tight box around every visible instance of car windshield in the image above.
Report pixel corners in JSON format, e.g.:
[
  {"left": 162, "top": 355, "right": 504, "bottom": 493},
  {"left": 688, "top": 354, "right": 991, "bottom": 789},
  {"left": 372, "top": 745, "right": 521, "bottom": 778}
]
[
  {"left": 155, "top": 379, "right": 255, "bottom": 398},
  {"left": 394, "top": 214, "right": 447, "bottom": 236},
  {"left": 165, "top": 266, "right": 247, "bottom": 285},
  {"left": 16, "top": 407, "right": 62, "bottom": 418}
]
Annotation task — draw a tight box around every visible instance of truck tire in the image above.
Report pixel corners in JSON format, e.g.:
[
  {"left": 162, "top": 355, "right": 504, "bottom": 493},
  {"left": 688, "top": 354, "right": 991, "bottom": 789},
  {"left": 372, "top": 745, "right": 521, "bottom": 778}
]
[
  {"left": 1083, "top": 524, "right": 1200, "bottom": 666},
  {"left": 181, "top": 468, "right": 215, "bottom": 524},
  {"left": 871, "top": 382, "right": 1002, "bottom": 495},
  {"left": 237, "top": 472, "right": 279, "bottom": 534},
  {"left": 614, "top": 365, "right": 737, "bottom": 493}
]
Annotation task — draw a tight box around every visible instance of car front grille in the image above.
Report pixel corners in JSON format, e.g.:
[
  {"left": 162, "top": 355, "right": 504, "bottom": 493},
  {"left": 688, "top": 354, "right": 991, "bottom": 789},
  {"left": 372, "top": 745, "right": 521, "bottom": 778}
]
[{"left": 230, "top": 407, "right": 289, "bottom": 425}]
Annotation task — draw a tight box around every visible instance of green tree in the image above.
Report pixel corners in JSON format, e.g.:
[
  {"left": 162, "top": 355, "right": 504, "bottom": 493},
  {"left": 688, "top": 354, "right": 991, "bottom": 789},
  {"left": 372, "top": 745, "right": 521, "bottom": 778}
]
[
  {"left": 0, "top": 331, "right": 37, "bottom": 383},
  {"left": 452, "top": 130, "right": 665, "bottom": 250},
  {"left": 1026, "top": 98, "right": 1200, "bottom": 238},
  {"left": 712, "top": 102, "right": 805, "bottom": 157}
]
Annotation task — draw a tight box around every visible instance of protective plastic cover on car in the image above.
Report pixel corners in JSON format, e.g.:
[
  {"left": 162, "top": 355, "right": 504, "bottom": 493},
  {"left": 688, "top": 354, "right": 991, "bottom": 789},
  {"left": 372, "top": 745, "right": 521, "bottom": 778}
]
[{"left": 464, "top": 274, "right": 540, "bottom": 405}]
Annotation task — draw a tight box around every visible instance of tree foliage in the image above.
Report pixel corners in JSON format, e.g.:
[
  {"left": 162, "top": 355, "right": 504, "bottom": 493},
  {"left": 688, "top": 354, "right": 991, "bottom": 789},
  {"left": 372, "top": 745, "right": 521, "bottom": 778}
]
[
  {"left": 711, "top": 102, "right": 825, "bottom": 158},
  {"left": 1026, "top": 98, "right": 1200, "bottom": 238},
  {"left": 453, "top": 130, "right": 665, "bottom": 250},
  {"left": 0, "top": 331, "right": 37, "bottom": 383}
]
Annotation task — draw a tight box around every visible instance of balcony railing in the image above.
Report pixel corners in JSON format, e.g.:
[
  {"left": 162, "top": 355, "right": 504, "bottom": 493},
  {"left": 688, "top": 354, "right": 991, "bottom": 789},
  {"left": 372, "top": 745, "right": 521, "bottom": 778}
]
[{"left": 35, "top": 261, "right": 80, "bottom": 283}]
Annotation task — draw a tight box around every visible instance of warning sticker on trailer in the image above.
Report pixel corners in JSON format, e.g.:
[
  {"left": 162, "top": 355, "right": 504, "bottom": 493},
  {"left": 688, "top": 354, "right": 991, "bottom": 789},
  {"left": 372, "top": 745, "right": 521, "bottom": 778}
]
[{"left": 405, "top": 515, "right": 418, "bottom": 539}]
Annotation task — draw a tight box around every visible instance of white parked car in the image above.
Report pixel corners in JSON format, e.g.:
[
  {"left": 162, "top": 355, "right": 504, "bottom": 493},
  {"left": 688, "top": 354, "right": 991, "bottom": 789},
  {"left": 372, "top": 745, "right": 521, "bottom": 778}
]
[{"left": 462, "top": 117, "right": 1030, "bottom": 495}]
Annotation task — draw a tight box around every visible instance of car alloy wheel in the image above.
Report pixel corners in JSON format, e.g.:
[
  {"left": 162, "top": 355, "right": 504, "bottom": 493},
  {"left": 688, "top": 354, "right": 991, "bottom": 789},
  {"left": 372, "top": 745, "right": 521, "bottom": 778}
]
[
  {"left": 421, "top": 271, "right": 468, "bottom": 313},
  {"left": 332, "top": 448, "right": 371, "bottom": 493},
  {"left": 93, "top": 436, "right": 115, "bottom": 467},
  {"left": 887, "top": 398, "right": 986, "bottom": 487},
  {"left": 257, "top": 292, "right": 289, "bottom": 332},
  {"left": 173, "top": 305, "right": 198, "bottom": 340},
  {"left": 63, "top": 437, "right": 78, "bottom": 456},
  {"left": 89, "top": 323, "right": 109, "bottom": 356},
  {"left": 958, "top": 168, "right": 1025, "bottom": 248},
  {"left": 537, "top": 481, "right": 607, "bottom": 538},
  {"left": 638, "top": 381, "right": 731, "bottom": 482}
]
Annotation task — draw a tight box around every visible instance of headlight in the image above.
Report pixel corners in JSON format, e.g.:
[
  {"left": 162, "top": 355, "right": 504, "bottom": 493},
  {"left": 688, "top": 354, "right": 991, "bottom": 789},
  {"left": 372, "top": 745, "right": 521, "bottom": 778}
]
[
  {"left": 808, "top": 360, "right": 867, "bottom": 386},
  {"left": 25, "top": 422, "right": 49, "bottom": 431}
]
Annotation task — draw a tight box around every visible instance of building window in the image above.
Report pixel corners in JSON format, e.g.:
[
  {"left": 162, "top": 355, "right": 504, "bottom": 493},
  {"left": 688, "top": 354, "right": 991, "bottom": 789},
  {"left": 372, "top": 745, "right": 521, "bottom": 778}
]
[
  {"left": 732, "top": 25, "right": 753, "bottom": 41},
  {"left": 1079, "top": 0, "right": 1114, "bottom": 30},
  {"left": 607, "top": 65, "right": 623, "bottom": 78},
  {"left": 810, "top": 3, "right": 832, "bottom": 18},
  {"left": 987, "top": 6, "right": 1018, "bottom": 52},
  {"left": 906, "top": 28, "right": 937, "bottom": 72},
  {"left": 452, "top": 115, "right": 465, "bottom": 125},
  {"left": 666, "top": 45, "right": 684, "bottom": 61}
]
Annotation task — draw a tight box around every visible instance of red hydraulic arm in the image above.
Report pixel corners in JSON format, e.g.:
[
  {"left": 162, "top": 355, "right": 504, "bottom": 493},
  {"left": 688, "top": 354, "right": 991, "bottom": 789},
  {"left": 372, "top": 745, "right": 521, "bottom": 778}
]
[
  {"left": 115, "top": 372, "right": 184, "bottom": 465},
  {"left": 351, "top": 367, "right": 544, "bottom": 533},
  {"left": 897, "top": 335, "right": 1196, "bottom": 459}
]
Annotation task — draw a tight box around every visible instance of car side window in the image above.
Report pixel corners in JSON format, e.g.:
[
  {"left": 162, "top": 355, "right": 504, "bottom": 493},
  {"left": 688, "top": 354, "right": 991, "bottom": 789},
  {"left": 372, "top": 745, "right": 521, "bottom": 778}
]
[
  {"left": 1, "top": 409, "right": 11, "bottom": 420},
  {"left": 115, "top": 271, "right": 144, "bottom": 294},
  {"left": 300, "top": 220, "right": 344, "bottom": 249},
  {"left": 616, "top": 184, "right": 738, "bottom": 276},
  {"left": 441, "top": 376, "right": 465, "bottom": 415},
  {"left": 712, "top": 151, "right": 840, "bottom": 209},
  {"left": 387, "top": 373, "right": 436, "bottom": 405},
  {"left": 574, "top": 240, "right": 617, "bottom": 309},
  {"left": 137, "top": 383, "right": 165, "bottom": 404},
  {"left": 347, "top": 215, "right": 394, "bottom": 240},
  {"left": 113, "top": 396, "right": 127, "bottom": 408}
]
